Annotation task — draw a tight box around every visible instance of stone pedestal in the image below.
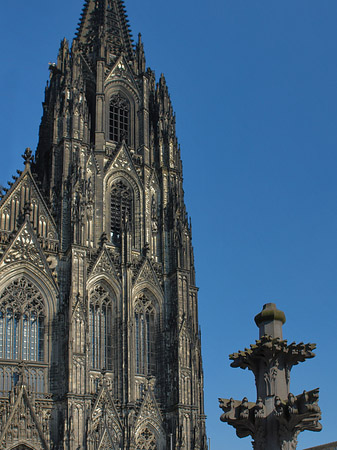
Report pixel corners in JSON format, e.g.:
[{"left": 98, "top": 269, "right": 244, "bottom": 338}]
[{"left": 219, "top": 303, "right": 321, "bottom": 449}]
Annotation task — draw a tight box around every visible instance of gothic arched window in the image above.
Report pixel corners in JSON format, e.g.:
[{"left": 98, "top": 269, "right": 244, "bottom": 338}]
[
  {"left": 136, "top": 427, "right": 157, "bottom": 450},
  {"left": 110, "top": 180, "right": 133, "bottom": 243},
  {"left": 109, "top": 94, "right": 130, "bottom": 144},
  {"left": 89, "top": 284, "right": 113, "bottom": 370},
  {"left": 135, "top": 294, "right": 156, "bottom": 376},
  {"left": 0, "top": 277, "right": 45, "bottom": 362}
]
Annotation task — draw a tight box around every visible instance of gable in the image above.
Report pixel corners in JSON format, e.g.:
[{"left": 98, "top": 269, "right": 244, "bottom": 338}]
[
  {"left": 0, "top": 384, "right": 50, "bottom": 450},
  {"left": 105, "top": 55, "right": 139, "bottom": 95},
  {"left": 87, "top": 150, "right": 101, "bottom": 175},
  {"left": 148, "top": 168, "right": 160, "bottom": 191},
  {"left": 135, "top": 386, "right": 163, "bottom": 431},
  {"left": 0, "top": 221, "right": 58, "bottom": 286},
  {"left": 133, "top": 258, "right": 163, "bottom": 293},
  {"left": 92, "top": 383, "right": 121, "bottom": 426},
  {"left": 0, "top": 168, "right": 58, "bottom": 243},
  {"left": 104, "top": 142, "right": 142, "bottom": 183},
  {"left": 87, "top": 246, "right": 121, "bottom": 282},
  {"left": 89, "top": 380, "right": 122, "bottom": 445},
  {"left": 72, "top": 292, "right": 86, "bottom": 318}
]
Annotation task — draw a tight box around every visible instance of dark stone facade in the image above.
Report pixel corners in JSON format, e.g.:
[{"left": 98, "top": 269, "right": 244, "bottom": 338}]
[{"left": 0, "top": 1, "right": 207, "bottom": 449}]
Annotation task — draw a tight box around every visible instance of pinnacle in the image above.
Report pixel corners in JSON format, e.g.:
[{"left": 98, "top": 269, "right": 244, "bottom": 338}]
[{"left": 75, "top": 0, "right": 134, "bottom": 63}]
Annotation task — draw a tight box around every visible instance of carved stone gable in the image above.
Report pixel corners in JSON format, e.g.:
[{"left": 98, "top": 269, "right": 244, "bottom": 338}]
[
  {"left": 105, "top": 56, "right": 137, "bottom": 89},
  {"left": 147, "top": 168, "right": 160, "bottom": 190},
  {"left": 72, "top": 293, "right": 86, "bottom": 316},
  {"left": 0, "top": 170, "right": 58, "bottom": 240},
  {"left": 87, "top": 151, "right": 100, "bottom": 174},
  {"left": 134, "top": 259, "right": 162, "bottom": 291},
  {"left": 88, "top": 247, "right": 121, "bottom": 281},
  {"left": 0, "top": 384, "right": 50, "bottom": 450},
  {"left": 135, "top": 386, "right": 163, "bottom": 430},
  {"left": 89, "top": 381, "right": 122, "bottom": 448},
  {"left": 97, "top": 428, "right": 117, "bottom": 450},
  {"left": 1, "top": 222, "right": 52, "bottom": 277},
  {"left": 105, "top": 143, "right": 140, "bottom": 179}
]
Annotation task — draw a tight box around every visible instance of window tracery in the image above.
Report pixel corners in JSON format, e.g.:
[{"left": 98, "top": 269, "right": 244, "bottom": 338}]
[
  {"left": 110, "top": 180, "right": 133, "bottom": 243},
  {"left": 0, "top": 277, "right": 45, "bottom": 362},
  {"left": 135, "top": 294, "right": 156, "bottom": 376},
  {"left": 136, "top": 427, "right": 157, "bottom": 450},
  {"left": 89, "top": 284, "right": 113, "bottom": 370},
  {"left": 109, "top": 94, "right": 130, "bottom": 143}
]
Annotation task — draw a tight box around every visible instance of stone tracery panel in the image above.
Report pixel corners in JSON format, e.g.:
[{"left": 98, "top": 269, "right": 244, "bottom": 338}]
[
  {"left": 0, "top": 277, "right": 45, "bottom": 362},
  {"left": 134, "top": 293, "right": 157, "bottom": 377},
  {"left": 110, "top": 179, "right": 133, "bottom": 244},
  {"left": 105, "top": 171, "right": 143, "bottom": 250},
  {"left": 89, "top": 284, "right": 114, "bottom": 371},
  {"left": 135, "top": 427, "right": 157, "bottom": 450}
]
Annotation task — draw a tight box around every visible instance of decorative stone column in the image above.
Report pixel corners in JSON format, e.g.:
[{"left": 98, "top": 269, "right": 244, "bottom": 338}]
[{"left": 219, "top": 303, "right": 322, "bottom": 449}]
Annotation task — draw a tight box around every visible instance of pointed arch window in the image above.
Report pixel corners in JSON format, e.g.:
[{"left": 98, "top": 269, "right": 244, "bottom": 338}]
[
  {"left": 135, "top": 294, "right": 156, "bottom": 376},
  {"left": 0, "top": 277, "right": 45, "bottom": 362},
  {"left": 110, "top": 180, "right": 133, "bottom": 244},
  {"left": 89, "top": 284, "right": 113, "bottom": 370},
  {"left": 109, "top": 94, "right": 130, "bottom": 144}
]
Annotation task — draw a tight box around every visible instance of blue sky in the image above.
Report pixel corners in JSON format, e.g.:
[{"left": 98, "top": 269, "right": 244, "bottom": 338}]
[{"left": 1, "top": 1, "right": 337, "bottom": 448}]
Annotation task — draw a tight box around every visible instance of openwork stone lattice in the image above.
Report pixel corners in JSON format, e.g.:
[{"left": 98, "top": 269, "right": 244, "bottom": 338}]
[
  {"left": 4, "top": 226, "right": 45, "bottom": 271},
  {"left": 0, "top": 277, "right": 44, "bottom": 314},
  {"left": 136, "top": 427, "right": 157, "bottom": 450}
]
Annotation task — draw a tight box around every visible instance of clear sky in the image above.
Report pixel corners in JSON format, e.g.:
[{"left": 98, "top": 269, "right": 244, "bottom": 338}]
[{"left": 1, "top": 1, "right": 337, "bottom": 448}]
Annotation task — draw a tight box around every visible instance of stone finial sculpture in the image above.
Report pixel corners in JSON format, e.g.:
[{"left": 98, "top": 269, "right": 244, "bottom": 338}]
[{"left": 219, "top": 303, "right": 322, "bottom": 449}]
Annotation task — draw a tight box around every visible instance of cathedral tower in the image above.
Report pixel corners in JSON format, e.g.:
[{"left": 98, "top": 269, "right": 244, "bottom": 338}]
[{"left": 0, "top": 1, "right": 207, "bottom": 449}]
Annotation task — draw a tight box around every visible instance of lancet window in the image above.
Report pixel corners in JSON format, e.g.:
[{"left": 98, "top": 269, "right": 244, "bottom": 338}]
[
  {"left": 109, "top": 94, "right": 130, "bottom": 143},
  {"left": 0, "top": 277, "right": 45, "bottom": 362},
  {"left": 135, "top": 294, "right": 156, "bottom": 376},
  {"left": 136, "top": 428, "right": 157, "bottom": 450},
  {"left": 89, "top": 284, "right": 113, "bottom": 370},
  {"left": 110, "top": 180, "right": 133, "bottom": 243}
]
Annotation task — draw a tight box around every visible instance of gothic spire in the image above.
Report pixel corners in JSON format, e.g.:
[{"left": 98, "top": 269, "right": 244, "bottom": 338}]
[{"left": 75, "top": 0, "right": 134, "bottom": 63}]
